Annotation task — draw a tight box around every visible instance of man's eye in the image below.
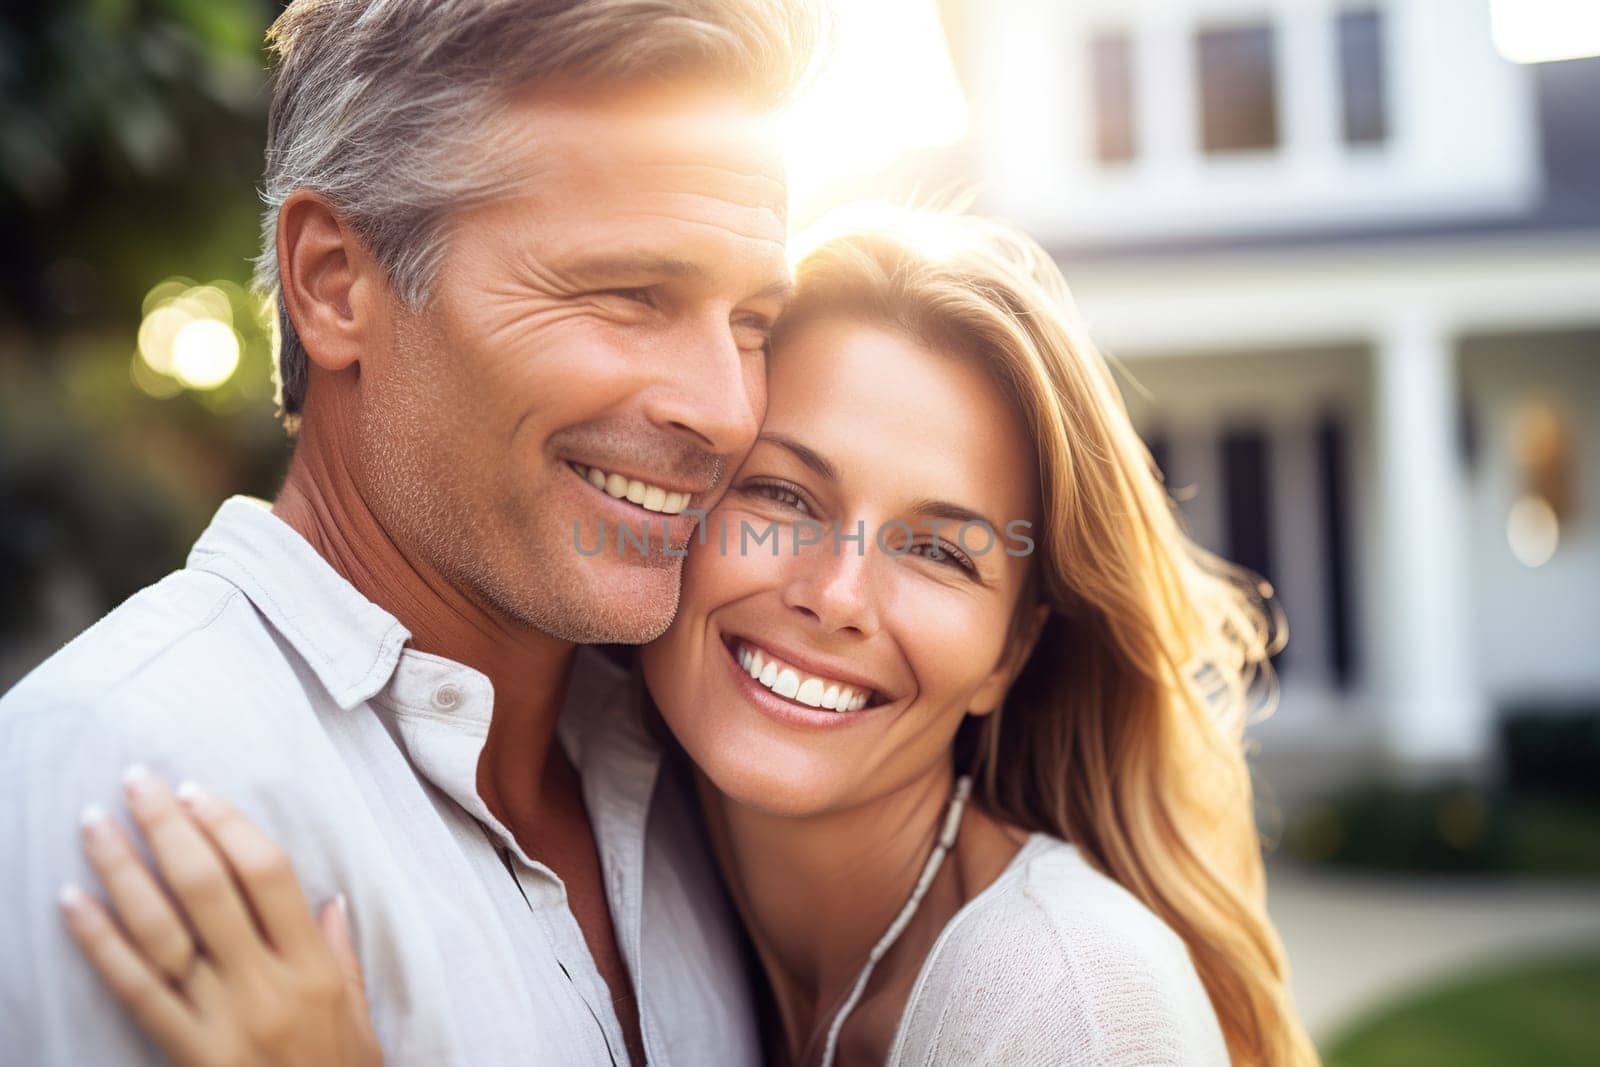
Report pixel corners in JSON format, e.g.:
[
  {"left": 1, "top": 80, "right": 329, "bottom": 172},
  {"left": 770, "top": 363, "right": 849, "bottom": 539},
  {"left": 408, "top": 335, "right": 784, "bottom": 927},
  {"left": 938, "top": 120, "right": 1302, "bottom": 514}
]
[
  {"left": 600, "top": 288, "right": 654, "bottom": 306},
  {"left": 733, "top": 315, "right": 773, "bottom": 353}
]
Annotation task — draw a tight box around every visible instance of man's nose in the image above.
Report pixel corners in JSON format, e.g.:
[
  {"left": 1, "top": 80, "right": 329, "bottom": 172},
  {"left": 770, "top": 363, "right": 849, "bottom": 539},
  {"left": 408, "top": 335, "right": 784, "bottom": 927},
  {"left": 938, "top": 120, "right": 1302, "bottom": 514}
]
[{"left": 642, "top": 315, "right": 764, "bottom": 456}]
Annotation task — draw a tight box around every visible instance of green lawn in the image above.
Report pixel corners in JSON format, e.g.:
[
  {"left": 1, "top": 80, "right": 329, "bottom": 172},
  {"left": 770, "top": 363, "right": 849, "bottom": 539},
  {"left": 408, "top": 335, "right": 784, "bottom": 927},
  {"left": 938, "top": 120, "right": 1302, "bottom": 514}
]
[{"left": 1324, "top": 951, "right": 1600, "bottom": 1067}]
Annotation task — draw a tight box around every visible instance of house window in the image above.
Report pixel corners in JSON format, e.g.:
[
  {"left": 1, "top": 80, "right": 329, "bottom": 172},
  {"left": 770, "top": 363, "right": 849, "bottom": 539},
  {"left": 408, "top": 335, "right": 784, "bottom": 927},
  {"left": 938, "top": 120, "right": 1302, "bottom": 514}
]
[
  {"left": 1337, "top": 9, "right": 1388, "bottom": 144},
  {"left": 1316, "top": 414, "right": 1357, "bottom": 688},
  {"left": 1195, "top": 23, "right": 1280, "bottom": 153},
  {"left": 1221, "top": 428, "right": 1277, "bottom": 587},
  {"left": 1091, "top": 30, "right": 1137, "bottom": 162},
  {"left": 1221, "top": 428, "right": 1285, "bottom": 666}
]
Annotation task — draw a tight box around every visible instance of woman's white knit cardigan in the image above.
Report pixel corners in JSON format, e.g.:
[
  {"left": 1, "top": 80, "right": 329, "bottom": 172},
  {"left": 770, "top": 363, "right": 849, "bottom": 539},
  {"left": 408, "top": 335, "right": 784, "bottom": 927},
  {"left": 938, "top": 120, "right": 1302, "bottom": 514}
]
[{"left": 819, "top": 777, "right": 1230, "bottom": 1066}]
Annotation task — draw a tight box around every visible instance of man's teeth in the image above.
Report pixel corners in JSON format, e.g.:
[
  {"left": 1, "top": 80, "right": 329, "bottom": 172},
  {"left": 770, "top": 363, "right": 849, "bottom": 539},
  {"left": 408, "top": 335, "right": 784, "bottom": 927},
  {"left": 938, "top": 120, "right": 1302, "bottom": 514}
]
[
  {"left": 571, "top": 463, "right": 690, "bottom": 515},
  {"left": 736, "top": 642, "right": 873, "bottom": 713}
]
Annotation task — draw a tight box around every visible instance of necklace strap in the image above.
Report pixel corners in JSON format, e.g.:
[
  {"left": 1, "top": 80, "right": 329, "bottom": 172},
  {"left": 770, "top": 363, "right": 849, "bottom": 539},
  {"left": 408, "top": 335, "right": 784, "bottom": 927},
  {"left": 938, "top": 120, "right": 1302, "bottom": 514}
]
[{"left": 817, "top": 774, "right": 974, "bottom": 1067}]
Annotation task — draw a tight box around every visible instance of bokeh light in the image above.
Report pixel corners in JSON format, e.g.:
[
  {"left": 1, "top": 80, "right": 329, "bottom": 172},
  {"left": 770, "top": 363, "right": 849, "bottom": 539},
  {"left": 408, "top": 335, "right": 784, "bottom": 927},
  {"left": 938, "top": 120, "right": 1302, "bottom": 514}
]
[
  {"left": 171, "top": 319, "right": 241, "bottom": 390},
  {"left": 136, "top": 305, "right": 190, "bottom": 375},
  {"left": 178, "top": 285, "right": 234, "bottom": 327},
  {"left": 1506, "top": 493, "right": 1560, "bottom": 568},
  {"left": 135, "top": 278, "right": 245, "bottom": 392}
]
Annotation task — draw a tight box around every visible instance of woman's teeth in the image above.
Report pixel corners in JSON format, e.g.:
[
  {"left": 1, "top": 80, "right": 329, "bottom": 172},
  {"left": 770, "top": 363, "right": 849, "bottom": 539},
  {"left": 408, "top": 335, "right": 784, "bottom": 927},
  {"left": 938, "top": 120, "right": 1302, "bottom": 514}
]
[
  {"left": 735, "top": 642, "right": 873, "bottom": 712},
  {"left": 571, "top": 463, "right": 690, "bottom": 515}
]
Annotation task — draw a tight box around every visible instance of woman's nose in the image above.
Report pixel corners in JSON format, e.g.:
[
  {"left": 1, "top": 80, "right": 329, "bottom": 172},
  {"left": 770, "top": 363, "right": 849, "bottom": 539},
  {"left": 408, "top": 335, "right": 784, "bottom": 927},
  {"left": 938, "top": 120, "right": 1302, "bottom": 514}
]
[{"left": 780, "top": 528, "right": 881, "bottom": 637}]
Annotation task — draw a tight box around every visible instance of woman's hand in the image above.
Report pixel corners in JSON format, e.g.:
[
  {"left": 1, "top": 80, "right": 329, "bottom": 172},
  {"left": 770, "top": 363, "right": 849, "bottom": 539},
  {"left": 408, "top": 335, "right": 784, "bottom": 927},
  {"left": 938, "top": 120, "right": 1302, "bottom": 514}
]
[{"left": 59, "top": 765, "right": 382, "bottom": 1067}]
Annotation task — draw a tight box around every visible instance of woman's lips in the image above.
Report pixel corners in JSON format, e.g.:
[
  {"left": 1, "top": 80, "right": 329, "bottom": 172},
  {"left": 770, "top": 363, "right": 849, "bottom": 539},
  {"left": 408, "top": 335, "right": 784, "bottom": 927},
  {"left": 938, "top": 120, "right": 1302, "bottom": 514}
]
[
  {"left": 718, "top": 634, "right": 895, "bottom": 731},
  {"left": 727, "top": 637, "right": 877, "bottom": 712}
]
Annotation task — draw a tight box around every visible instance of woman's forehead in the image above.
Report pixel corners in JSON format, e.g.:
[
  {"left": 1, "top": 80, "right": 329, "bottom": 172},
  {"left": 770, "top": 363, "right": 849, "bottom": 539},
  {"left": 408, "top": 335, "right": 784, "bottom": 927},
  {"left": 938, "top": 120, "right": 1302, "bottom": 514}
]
[{"left": 763, "top": 317, "right": 1039, "bottom": 520}]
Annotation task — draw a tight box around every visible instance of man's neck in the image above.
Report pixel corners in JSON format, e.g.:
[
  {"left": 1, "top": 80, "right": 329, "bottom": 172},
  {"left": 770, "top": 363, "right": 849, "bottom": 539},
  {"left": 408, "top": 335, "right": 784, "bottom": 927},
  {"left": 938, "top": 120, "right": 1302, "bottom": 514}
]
[
  {"left": 272, "top": 438, "right": 578, "bottom": 832},
  {"left": 695, "top": 767, "right": 959, "bottom": 1064}
]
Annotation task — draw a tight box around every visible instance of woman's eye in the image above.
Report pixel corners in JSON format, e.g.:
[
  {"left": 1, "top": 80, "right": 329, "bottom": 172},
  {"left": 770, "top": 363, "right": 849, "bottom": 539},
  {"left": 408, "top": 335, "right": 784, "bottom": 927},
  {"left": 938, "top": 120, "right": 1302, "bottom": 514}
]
[
  {"left": 910, "top": 539, "right": 976, "bottom": 574},
  {"left": 744, "top": 482, "right": 811, "bottom": 515}
]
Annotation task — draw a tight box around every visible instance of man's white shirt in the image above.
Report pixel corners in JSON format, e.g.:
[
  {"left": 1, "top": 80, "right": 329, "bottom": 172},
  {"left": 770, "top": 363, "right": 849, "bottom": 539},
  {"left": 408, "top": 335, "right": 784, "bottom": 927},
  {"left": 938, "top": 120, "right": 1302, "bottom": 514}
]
[{"left": 0, "top": 496, "right": 759, "bottom": 1066}]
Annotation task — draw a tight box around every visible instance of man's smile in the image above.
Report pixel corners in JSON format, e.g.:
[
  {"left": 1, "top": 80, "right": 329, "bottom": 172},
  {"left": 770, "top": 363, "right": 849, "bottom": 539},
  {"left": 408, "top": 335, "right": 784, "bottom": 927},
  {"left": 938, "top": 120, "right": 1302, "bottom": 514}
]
[{"left": 566, "top": 461, "right": 697, "bottom": 515}]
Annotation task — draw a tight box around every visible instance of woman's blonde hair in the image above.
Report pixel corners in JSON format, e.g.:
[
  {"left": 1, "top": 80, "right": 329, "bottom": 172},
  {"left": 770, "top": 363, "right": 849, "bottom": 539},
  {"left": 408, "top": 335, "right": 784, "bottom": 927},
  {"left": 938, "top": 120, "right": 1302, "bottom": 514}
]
[{"left": 772, "top": 206, "right": 1318, "bottom": 1066}]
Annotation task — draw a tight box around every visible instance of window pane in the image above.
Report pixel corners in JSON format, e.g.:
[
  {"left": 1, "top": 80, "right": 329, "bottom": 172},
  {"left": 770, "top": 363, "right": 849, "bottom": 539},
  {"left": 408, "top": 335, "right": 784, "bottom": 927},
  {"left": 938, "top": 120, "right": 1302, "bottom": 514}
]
[
  {"left": 1221, "top": 428, "right": 1286, "bottom": 667},
  {"left": 1091, "top": 31, "right": 1136, "bottom": 162},
  {"left": 1221, "top": 428, "right": 1276, "bottom": 590},
  {"left": 1338, "top": 9, "right": 1388, "bottom": 144},
  {"left": 1316, "top": 414, "right": 1356, "bottom": 688},
  {"left": 1196, "top": 23, "right": 1280, "bottom": 153}
]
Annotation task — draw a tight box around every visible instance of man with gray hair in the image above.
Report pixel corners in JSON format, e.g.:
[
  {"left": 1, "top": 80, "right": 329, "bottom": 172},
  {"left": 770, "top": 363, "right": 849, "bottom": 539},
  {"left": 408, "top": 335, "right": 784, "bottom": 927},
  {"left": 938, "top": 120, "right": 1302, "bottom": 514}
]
[{"left": 0, "top": 1, "right": 820, "bottom": 1062}]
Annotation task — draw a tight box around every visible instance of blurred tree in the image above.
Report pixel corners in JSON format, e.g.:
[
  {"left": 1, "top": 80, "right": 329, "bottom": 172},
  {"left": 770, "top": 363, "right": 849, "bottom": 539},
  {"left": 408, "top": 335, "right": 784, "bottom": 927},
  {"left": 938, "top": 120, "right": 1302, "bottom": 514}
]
[
  {"left": 0, "top": 1, "right": 289, "bottom": 667},
  {"left": 1, "top": 0, "right": 276, "bottom": 321}
]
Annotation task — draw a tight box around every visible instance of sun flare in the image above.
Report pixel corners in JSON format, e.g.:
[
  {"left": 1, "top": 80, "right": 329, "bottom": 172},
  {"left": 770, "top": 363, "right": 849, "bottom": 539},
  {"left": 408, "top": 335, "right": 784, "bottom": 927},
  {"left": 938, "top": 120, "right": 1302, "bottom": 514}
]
[{"left": 778, "top": 0, "right": 969, "bottom": 223}]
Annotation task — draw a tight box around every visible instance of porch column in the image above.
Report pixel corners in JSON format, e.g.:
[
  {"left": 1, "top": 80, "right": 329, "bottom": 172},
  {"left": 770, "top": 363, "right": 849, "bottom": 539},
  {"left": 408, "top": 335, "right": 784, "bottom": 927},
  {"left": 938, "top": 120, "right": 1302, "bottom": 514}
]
[{"left": 1373, "top": 314, "right": 1489, "bottom": 769}]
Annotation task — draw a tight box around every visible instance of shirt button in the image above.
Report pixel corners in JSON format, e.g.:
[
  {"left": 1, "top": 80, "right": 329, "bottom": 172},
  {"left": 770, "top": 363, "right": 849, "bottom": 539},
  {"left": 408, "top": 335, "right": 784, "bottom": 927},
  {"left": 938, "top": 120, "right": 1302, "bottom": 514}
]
[{"left": 432, "top": 683, "right": 462, "bottom": 711}]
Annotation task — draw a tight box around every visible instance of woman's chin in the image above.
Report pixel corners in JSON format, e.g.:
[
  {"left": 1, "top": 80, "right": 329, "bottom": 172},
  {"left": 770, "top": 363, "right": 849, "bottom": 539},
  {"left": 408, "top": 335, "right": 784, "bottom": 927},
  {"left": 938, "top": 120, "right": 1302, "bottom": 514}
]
[{"left": 693, "top": 745, "right": 847, "bottom": 820}]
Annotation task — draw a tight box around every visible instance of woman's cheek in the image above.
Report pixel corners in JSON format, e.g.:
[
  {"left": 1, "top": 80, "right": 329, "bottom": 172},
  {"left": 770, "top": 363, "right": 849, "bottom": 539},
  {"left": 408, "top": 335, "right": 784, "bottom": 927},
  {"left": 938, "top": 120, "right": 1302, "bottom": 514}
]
[
  {"left": 679, "top": 513, "right": 738, "bottom": 595},
  {"left": 684, "top": 507, "right": 785, "bottom": 594},
  {"left": 900, "top": 595, "right": 1013, "bottom": 714}
]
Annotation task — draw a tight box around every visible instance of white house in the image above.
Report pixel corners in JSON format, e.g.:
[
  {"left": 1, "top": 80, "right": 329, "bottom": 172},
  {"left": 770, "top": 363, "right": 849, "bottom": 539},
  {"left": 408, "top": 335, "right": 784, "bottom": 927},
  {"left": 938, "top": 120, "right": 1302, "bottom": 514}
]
[{"left": 950, "top": 0, "right": 1600, "bottom": 797}]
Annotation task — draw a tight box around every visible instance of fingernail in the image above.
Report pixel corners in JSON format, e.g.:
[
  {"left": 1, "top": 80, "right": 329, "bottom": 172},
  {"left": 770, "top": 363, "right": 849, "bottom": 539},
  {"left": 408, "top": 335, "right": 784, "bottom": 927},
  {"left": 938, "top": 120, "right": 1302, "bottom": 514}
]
[
  {"left": 58, "top": 883, "right": 86, "bottom": 912},
  {"left": 175, "top": 780, "right": 210, "bottom": 811},
  {"left": 121, "top": 764, "right": 155, "bottom": 803},
  {"left": 335, "top": 892, "right": 349, "bottom": 918},
  {"left": 79, "top": 804, "right": 112, "bottom": 843}
]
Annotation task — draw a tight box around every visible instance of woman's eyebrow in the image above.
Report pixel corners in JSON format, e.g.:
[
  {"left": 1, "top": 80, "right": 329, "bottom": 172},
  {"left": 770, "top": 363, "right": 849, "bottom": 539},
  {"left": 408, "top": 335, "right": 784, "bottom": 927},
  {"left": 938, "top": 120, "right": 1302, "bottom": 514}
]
[
  {"left": 757, "top": 432, "right": 838, "bottom": 482},
  {"left": 757, "top": 436, "right": 1002, "bottom": 531},
  {"left": 908, "top": 498, "right": 1001, "bottom": 534}
]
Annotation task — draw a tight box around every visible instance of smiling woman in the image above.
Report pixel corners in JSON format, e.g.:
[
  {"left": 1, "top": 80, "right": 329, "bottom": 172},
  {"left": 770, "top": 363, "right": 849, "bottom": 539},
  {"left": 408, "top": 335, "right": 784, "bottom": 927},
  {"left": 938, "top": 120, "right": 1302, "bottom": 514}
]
[
  {"left": 644, "top": 312, "right": 1042, "bottom": 814},
  {"left": 637, "top": 206, "right": 1320, "bottom": 1065}
]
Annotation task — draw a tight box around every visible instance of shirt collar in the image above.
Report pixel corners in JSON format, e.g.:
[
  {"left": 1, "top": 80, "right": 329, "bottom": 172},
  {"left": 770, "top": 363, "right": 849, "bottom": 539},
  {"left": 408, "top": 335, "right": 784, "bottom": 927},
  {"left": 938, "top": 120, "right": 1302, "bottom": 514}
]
[
  {"left": 185, "top": 495, "right": 411, "bottom": 710},
  {"left": 559, "top": 650, "right": 663, "bottom": 847},
  {"left": 376, "top": 644, "right": 654, "bottom": 871}
]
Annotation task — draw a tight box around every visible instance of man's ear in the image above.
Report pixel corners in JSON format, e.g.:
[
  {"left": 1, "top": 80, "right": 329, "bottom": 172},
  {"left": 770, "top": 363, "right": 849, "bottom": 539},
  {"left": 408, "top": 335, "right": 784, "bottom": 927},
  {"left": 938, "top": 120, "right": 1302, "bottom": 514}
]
[
  {"left": 967, "top": 602, "right": 1052, "bottom": 716},
  {"left": 277, "top": 190, "right": 382, "bottom": 373}
]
